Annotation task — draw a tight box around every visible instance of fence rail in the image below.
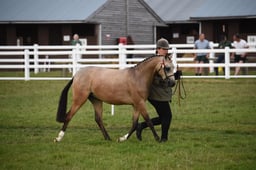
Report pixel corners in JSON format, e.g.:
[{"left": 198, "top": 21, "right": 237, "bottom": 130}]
[{"left": 0, "top": 44, "right": 256, "bottom": 80}]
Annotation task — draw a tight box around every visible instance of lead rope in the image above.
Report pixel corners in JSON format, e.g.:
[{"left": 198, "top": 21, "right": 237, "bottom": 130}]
[{"left": 173, "top": 65, "right": 186, "bottom": 106}]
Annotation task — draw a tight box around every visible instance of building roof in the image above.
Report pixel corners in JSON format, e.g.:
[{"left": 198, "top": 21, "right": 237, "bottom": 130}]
[
  {"left": 190, "top": 0, "right": 256, "bottom": 20},
  {"left": 144, "top": 0, "right": 205, "bottom": 23},
  {"left": 0, "top": 0, "right": 107, "bottom": 23},
  {"left": 1, "top": 0, "right": 256, "bottom": 24},
  {"left": 144, "top": 0, "right": 256, "bottom": 23}
]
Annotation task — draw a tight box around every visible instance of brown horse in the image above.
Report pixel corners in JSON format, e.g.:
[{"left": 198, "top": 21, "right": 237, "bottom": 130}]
[{"left": 54, "top": 55, "right": 174, "bottom": 142}]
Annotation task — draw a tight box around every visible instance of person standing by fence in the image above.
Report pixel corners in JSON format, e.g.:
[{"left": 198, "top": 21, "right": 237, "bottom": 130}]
[
  {"left": 136, "top": 38, "right": 176, "bottom": 142},
  {"left": 194, "top": 33, "right": 210, "bottom": 76},
  {"left": 69, "top": 34, "right": 82, "bottom": 73},
  {"left": 214, "top": 35, "right": 232, "bottom": 75},
  {"left": 231, "top": 34, "right": 248, "bottom": 75},
  {"left": 71, "top": 34, "right": 82, "bottom": 46}
]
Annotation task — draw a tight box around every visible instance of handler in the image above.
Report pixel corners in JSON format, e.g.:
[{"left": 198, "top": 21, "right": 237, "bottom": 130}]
[{"left": 136, "top": 38, "right": 179, "bottom": 142}]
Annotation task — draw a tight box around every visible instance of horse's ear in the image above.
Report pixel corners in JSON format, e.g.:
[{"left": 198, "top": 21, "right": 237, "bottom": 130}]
[{"left": 165, "top": 54, "right": 172, "bottom": 60}]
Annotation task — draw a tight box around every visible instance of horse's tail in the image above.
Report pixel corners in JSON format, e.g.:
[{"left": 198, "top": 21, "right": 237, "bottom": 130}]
[{"left": 56, "top": 78, "right": 73, "bottom": 122}]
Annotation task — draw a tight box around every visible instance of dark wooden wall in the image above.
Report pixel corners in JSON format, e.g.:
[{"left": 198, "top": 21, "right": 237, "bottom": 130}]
[{"left": 89, "top": 0, "right": 163, "bottom": 45}]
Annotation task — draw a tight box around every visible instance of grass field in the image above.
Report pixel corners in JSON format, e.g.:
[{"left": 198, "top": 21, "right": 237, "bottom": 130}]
[{"left": 0, "top": 77, "right": 256, "bottom": 170}]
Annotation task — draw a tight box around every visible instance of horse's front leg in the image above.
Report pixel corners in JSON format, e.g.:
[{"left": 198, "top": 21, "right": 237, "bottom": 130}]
[
  {"left": 90, "top": 97, "right": 111, "bottom": 140},
  {"left": 137, "top": 102, "right": 160, "bottom": 141},
  {"left": 142, "top": 113, "right": 160, "bottom": 141},
  {"left": 118, "top": 110, "right": 139, "bottom": 142},
  {"left": 95, "top": 111, "right": 111, "bottom": 140}
]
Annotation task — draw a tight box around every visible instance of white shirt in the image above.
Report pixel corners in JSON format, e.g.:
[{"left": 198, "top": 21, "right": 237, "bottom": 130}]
[{"left": 233, "top": 39, "right": 247, "bottom": 55}]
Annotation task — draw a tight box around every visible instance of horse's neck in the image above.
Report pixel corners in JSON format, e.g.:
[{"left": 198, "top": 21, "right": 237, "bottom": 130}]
[{"left": 133, "top": 56, "right": 161, "bottom": 85}]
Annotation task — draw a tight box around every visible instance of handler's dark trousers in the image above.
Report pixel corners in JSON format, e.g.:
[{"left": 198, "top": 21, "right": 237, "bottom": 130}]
[{"left": 140, "top": 99, "right": 172, "bottom": 140}]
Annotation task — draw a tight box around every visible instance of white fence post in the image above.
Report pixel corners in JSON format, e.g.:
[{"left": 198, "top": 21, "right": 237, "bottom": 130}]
[
  {"left": 72, "top": 45, "right": 77, "bottom": 76},
  {"left": 34, "top": 44, "right": 39, "bottom": 74},
  {"left": 209, "top": 42, "right": 214, "bottom": 73},
  {"left": 24, "top": 49, "right": 30, "bottom": 81},
  {"left": 111, "top": 105, "right": 115, "bottom": 116},
  {"left": 111, "top": 43, "right": 127, "bottom": 115},
  {"left": 171, "top": 47, "right": 177, "bottom": 72},
  {"left": 118, "top": 43, "right": 126, "bottom": 69},
  {"left": 225, "top": 47, "right": 230, "bottom": 79}
]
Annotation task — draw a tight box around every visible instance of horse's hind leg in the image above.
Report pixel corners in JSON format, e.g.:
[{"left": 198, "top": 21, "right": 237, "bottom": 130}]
[
  {"left": 89, "top": 96, "right": 111, "bottom": 140},
  {"left": 55, "top": 95, "right": 88, "bottom": 142}
]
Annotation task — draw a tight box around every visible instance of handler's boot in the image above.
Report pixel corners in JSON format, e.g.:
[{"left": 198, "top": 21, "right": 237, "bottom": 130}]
[
  {"left": 136, "top": 123, "right": 142, "bottom": 141},
  {"left": 160, "top": 138, "right": 167, "bottom": 143}
]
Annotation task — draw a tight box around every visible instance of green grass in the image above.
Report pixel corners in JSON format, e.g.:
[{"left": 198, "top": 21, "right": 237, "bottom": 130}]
[{"left": 0, "top": 78, "right": 256, "bottom": 170}]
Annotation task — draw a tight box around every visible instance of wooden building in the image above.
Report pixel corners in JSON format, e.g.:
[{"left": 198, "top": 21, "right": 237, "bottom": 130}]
[
  {"left": 0, "top": 0, "right": 255, "bottom": 46},
  {"left": 146, "top": 0, "right": 256, "bottom": 43},
  {"left": 0, "top": 0, "right": 164, "bottom": 46}
]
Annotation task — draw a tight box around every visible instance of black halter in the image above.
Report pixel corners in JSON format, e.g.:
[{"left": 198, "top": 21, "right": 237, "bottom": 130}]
[{"left": 157, "top": 55, "right": 174, "bottom": 79}]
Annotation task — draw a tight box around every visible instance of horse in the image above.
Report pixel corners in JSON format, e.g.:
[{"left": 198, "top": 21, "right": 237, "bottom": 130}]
[{"left": 54, "top": 55, "right": 175, "bottom": 142}]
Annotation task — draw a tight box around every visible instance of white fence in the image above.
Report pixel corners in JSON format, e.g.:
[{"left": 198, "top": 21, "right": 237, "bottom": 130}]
[{"left": 0, "top": 43, "right": 256, "bottom": 80}]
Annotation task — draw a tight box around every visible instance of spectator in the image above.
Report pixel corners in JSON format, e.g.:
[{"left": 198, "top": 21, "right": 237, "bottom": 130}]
[
  {"left": 69, "top": 34, "right": 82, "bottom": 73},
  {"left": 71, "top": 34, "right": 82, "bottom": 46},
  {"left": 194, "top": 33, "right": 210, "bottom": 76},
  {"left": 231, "top": 34, "right": 248, "bottom": 75},
  {"left": 214, "top": 35, "right": 232, "bottom": 75}
]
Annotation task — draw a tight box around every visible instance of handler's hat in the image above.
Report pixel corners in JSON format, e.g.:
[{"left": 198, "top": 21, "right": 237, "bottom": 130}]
[{"left": 156, "top": 38, "right": 169, "bottom": 50}]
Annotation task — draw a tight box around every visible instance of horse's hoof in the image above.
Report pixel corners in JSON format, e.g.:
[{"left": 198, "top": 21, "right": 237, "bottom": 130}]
[
  {"left": 117, "top": 138, "right": 124, "bottom": 142},
  {"left": 117, "top": 133, "right": 129, "bottom": 142},
  {"left": 54, "top": 137, "right": 62, "bottom": 143},
  {"left": 54, "top": 130, "right": 65, "bottom": 143}
]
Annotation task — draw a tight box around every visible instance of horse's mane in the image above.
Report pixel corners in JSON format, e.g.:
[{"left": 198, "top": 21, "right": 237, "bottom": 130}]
[{"left": 132, "top": 55, "right": 160, "bottom": 69}]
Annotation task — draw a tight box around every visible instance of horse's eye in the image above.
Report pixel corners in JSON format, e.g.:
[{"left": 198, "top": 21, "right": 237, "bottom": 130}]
[{"left": 164, "top": 67, "right": 171, "bottom": 72}]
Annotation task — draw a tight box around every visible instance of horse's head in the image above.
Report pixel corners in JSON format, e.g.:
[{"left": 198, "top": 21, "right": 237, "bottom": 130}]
[{"left": 157, "top": 55, "right": 175, "bottom": 81}]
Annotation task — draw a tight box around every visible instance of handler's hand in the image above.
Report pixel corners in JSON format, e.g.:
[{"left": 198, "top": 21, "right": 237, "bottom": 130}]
[{"left": 174, "top": 70, "right": 182, "bottom": 80}]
